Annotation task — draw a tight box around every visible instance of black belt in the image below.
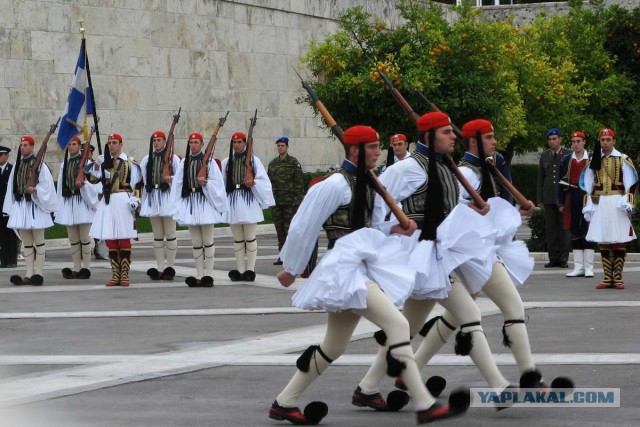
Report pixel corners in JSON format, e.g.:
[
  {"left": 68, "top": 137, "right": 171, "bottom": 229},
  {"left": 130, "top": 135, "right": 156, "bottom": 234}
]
[{"left": 62, "top": 189, "right": 81, "bottom": 198}]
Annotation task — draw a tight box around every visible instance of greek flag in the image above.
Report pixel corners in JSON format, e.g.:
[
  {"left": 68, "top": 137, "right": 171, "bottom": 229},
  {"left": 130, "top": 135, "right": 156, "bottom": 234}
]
[{"left": 57, "top": 39, "right": 94, "bottom": 149}]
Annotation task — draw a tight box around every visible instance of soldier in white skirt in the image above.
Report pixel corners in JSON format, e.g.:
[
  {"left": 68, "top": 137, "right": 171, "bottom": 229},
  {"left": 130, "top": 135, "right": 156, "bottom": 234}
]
[
  {"left": 269, "top": 125, "right": 468, "bottom": 425},
  {"left": 3, "top": 135, "right": 59, "bottom": 286},
  {"left": 410, "top": 119, "right": 552, "bottom": 392},
  {"left": 87, "top": 133, "right": 142, "bottom": 287},
  {"left": 355, "top": 113, "right": 512, "bottom": 408},
  {"left": 55, "top": 136, "right": 99, "bottom": 280},
  {"left": 221, "top": 131, "right": 274, "bottom": 282},
  {"left": 140, "top": 130, "right": 181, "bottom": 281},
  {"left": 169, "top": 132, "right": 229, "bottom": 287},
  {"left": 581, "top": 128, "right": 638, "bottom": 289}
]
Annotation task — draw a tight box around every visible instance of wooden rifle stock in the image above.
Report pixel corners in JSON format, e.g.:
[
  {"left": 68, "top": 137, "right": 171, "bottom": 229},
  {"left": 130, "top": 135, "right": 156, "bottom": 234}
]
[
  {"left": 244, "top": 109, "right": 258, "bottom": 185},
  {"left": 162, "top": 107, "right": 181, "bottom": 179},
  {"left": 26, "top": 117, "right": 61, "bottom": 190},
  {"left": 293, "top": 67, "right": 410, "bottom": 230},
  {"left": 198, "top": 110, "right": 230, "bottom": 180},
  {"left": 75, "top": 123, "right": 97, "bottom": 189},
  {"left": 413, "top": 88, "right": 533, "bottom": 209}
]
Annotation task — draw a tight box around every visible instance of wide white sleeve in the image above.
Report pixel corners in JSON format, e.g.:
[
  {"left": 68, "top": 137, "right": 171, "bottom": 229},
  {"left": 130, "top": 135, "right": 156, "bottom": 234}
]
[
  {"left": 250, "top": 156, "right": 275, "bottom": 208},
  {"left": 622, "top": 160, "right": 638, "bottom": 191},
  {"left": 168, "top": 158, "right": 185, "bottom": 214},
  {"left": 281, "top": 175, "right": 351, "bottom": 275},
  {"left": 2, "top": 166, "right": 16, "bottom": 215},
  {"left": 140, "top": 156, "right": 149, "bottom": 186},
  {"left": 371, "top": 159, "right": 426, "bottom": 234},
  {"left": 203, "top": 159, "right": 230, "bottom": 213},
  {"left": 579, "top": 167, "right": 594, "bottom": 194},
  {"left": 457, "top": 166, "right": 480, "bottom": 205},
  {"left": 55, "top": 162, "right": 64, "bottom": 200},
  {"left": 32, "top": 164, "right": 60, "bottom": 213},
  {"left": 129, "top": 161, "right": 142, "bottom": 187}
]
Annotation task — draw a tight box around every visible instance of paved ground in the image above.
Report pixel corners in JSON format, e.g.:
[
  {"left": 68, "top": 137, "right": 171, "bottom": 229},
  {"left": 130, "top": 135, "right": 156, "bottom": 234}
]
[{"left": 1, "top": 226, "right": 639, "bottom": 426}]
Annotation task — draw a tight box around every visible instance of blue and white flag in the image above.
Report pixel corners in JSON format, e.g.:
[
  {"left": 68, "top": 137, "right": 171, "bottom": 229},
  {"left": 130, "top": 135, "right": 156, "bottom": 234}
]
[{"left": 57, "top": 39, "right": 94, "bottom": 150}]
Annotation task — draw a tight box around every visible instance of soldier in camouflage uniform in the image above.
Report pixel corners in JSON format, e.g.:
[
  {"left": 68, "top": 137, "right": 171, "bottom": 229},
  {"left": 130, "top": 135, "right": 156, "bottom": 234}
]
[{"left": 267, "top": 136, "right": 305, "bottom": 265}]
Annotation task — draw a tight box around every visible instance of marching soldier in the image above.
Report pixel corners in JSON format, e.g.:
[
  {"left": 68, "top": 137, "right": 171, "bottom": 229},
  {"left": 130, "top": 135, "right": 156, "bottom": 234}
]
[
  {"left": 581, "top": 128, "right": 638, "bottom": 289},
  {"left": 87, "top": 133, "right": 142, "bottom": 287},
  {"left": 140, "top": 130, "right": 181, "bottom": 281},
  {"left": 55, "top": 136, "right": 99, "bottom": 280},
  {"left": 3, "top": 135, "right": 59, "bottom": 286},
  {"left": 267, "top": 136, "right": 304, "bottom": 265}
]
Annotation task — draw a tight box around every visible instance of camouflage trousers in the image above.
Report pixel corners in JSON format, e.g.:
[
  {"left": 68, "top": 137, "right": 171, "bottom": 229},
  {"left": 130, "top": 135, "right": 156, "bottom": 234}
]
[{"left": 272, "top": 204, "right": 299, "bottom": 251}]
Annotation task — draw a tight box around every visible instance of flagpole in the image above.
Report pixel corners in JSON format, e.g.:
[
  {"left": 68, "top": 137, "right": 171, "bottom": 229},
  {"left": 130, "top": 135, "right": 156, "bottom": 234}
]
[{"left": 79, "top": 19, "right": 102, "bottom": 156}]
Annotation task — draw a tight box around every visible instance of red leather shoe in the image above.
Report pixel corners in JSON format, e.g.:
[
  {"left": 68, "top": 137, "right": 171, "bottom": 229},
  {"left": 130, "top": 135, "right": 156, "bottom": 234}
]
[
  {"left": 614, "top": 282, "right": 625, "bottom": 289},
  {"left": 416, "top": 402, "right": 460, "bottom": 424},
  {"left": 351, "top": 386, "right": 387, "bottom": 411},
  {"left": 105, "top": 281, "right": 120, "bottom": 287},
  {"left": 268, "top": 401, "right": 308, "bottom": 425},
  {"left": 595, "top": 282, "right": 614, "bottom": 289}
]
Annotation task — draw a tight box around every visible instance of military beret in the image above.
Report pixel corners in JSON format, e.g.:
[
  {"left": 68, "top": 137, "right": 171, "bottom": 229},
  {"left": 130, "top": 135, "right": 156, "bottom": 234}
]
[
  {"left": 416, "top": 112, "right": 451, "bottom": 132},
  {"left": 276, "top": 136, "right": 289, "bottom": 145},
  {"left": 546, "top": 128, "right": 561, "bottom": 138},
  {"left": 599, "top": 128, "right": 615, "bottom": 138},
  {"left": 462, "top": 119, "right": 494, "bottom": 138},
  {"left": 231, "top": 132, "right": 246, "bottom": 141},
  {"left": 151, "top": 130, "right": 166, "bottom": 139},
  {"left": 390, "top": 134, "right": 407, "bottom": 143},
  {"left": 21, "top": 135, "right": 35, "bottom": 145},
  {"left": 343, "top": 125, "right": 379, "bottom": 145},
  {"left": 570, "top": 131, "right": 586, "bottom": 139},
  {"left": 71, "top": 135, "right": 82, "bottom": 143},
  {"left": 189, "top": 132, "right": 204, "bottom": 141},
  {"left": 0, "top": 145, "right": 11, "bottom": 154},
  {"left": 108, "top": 133, "right": 123, "bottom": 142}
]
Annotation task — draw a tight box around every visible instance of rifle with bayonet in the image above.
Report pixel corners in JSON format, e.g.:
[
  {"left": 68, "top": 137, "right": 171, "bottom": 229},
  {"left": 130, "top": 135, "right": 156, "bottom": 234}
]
[
  {"left": 26, "top": 117, "right": 61, "bottom": 190},
  {"left": 413, "top": 89, "right": 534, "bottom": 210},
  {"left": 294, "top": 67, "right": 412, "bottom": 230},
  {"left": 162, "top": 107, "right": 181, "bottom": 180},
  {"left": 198, "top": 111, "right": 230, "bottom": 180},
  {"left": 244, "top": 109, "right": 258, "bottom": 186}
]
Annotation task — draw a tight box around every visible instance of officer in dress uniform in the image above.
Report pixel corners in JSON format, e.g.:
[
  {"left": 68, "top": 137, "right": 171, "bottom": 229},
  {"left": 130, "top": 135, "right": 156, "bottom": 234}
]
[
  {"left": 536, "top": 128, "right": 571, "bottom": 268},
  {"left": 3, "top": 135, "right": 59, "bottom": 286},
  {"left": 0, "top": 145, "right": 19, "bottom": 268},
  {"left": 87, "top": 133, "right": 142, "bottom": 287},
  {"left": 267, "top": 136, "right": 304, "bottom": 265},
  {"left": 140, "top": 130, "right": 181, "bottom": 281},
  {"left": 581, "top": 128, "right": 638, "bottom": 289}
]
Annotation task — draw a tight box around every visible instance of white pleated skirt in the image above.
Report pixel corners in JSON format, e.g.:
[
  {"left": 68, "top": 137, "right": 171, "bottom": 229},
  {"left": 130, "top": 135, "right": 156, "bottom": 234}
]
[
  {"left": 172, "top": 193, "right": 224, "bottom": 226},
  {"left": 224, "top": 191, "right": 264, "bottom": 224},
  {"left": 6, "top": 199, "right": 54, "bottom": 230},
  {"left": 292, "top": 228, "right": 416, "bottom": 312},
  {"left": 90, "top": 192, "right": 137, "bottom": 240},
  {"left": 55, "top": 195, "right": 95, "bottom": 226},
  {"left": 140, "top": 188, "right": 174, "bottom": 217},
  {"left": 586, "top": 195, "right": 636, "bottom": 243}
]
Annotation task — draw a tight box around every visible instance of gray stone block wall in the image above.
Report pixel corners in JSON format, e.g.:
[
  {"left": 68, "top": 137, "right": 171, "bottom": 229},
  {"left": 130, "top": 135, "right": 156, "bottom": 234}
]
[{"left": 1, "top": 0, "right": 638, "bottom": 176}]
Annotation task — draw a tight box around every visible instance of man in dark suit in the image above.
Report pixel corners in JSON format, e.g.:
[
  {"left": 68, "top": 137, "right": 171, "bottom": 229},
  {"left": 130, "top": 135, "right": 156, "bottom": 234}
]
[
  {"left": 536, "top": 128, "right": 571, "bottom": 268},
  {"left": 0, "top": 145, "right": 18, "bottom": 267}
]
